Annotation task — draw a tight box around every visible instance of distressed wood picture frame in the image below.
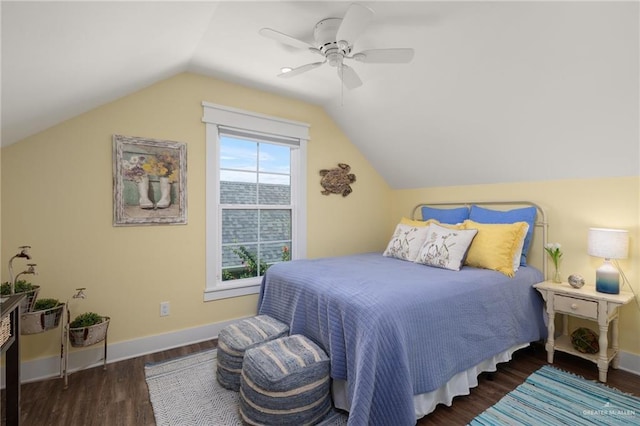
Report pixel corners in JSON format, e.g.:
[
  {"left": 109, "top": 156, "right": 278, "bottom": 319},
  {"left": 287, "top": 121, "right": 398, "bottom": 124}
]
[{"left": 113, "top": 135, "right": 187, "bottom": 226}]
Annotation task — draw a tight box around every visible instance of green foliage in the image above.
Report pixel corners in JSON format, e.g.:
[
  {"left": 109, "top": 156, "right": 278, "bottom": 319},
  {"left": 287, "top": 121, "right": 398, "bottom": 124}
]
[
  {"left": 33, "top": 298, "right": 60, "bottom": 311},
  {"left": 70, "top": 312, "right": 103, "bottom": 328},
  {"left": 544, "top": 242, "right": 563, "bottom": 268},
  {"left": 0, "top": 280, "right": 36, "bottom": 295},
  {"left": 222, "top": 246, "right": 268, "bottom": 281},
  {"left": 222, "top": 245, "right": 292, "bottom": 281},
  {"left": 281, "top": 245, "right": 290, "bottom": 262}
]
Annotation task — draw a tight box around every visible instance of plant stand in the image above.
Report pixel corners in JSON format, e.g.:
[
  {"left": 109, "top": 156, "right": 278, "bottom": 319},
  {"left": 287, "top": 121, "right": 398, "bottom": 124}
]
[
  {"left": 60, "top": 312, "right": 110, "bottom": 389},
  {"left": 21, "top": 303, "right": 65, "bottom": 335}
]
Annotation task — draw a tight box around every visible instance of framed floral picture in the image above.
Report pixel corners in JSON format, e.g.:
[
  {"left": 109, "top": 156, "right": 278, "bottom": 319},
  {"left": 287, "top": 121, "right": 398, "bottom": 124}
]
[{"left": 113, "top": 135, "right": 187, "bottom": 226}]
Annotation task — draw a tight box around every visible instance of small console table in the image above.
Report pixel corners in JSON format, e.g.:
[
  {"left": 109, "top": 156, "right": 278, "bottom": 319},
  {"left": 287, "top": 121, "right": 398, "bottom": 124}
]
[
  {"left": 533, "top": 281, "right": 634, "bottom": 383},
  {"left": 1, "top": 294, "right": 25, "bottom": 426}
]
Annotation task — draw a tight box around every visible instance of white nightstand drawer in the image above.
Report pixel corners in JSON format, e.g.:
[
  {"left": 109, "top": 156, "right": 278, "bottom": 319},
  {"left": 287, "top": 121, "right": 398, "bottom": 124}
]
[{"left": 553, "top": 295, "right": 597, "bottom": 319}]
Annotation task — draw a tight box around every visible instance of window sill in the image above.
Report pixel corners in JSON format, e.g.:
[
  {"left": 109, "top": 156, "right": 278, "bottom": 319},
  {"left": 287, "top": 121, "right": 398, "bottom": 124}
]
[{"left": 203, "top": 279, "right": 261, "bottom": 301}]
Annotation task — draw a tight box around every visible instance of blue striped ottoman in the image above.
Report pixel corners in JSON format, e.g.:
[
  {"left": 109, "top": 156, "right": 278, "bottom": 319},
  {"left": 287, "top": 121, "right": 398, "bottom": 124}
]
[
  {"left": 239, "top": 334, "right": 332, "bottom": 426},
  {"left": 216, "top": 315, "right": 289, "bottom": 391}
]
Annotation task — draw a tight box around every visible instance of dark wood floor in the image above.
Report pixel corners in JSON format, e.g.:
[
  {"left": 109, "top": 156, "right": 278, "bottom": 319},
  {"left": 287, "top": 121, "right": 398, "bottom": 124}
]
[{"left": 3, "top": 341, "right": 640, "bottom": 425}]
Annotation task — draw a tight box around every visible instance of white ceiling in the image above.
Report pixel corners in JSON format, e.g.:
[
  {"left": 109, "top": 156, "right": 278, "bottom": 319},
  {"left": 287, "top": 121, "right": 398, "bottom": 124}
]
[{"left": 2, "top": 1, "right": 638, "bottom": 189}]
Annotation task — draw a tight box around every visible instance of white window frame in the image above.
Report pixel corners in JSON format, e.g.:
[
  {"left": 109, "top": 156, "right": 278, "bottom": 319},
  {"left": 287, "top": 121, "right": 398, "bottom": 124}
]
[{"left": 202, "top": 102, "right": 309, "bottom": 301}]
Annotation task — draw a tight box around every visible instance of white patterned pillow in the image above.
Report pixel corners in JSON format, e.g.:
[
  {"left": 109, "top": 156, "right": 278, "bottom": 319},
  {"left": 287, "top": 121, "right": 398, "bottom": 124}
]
[
  {"left": 415, "top": 223, "right": 478, "bottom": 271},
  {"left": 383, "top": 224, "right": 431, "bottom": 262}
]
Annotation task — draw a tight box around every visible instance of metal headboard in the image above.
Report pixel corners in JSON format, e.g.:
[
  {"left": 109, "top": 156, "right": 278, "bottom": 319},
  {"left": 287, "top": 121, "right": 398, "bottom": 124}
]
[{"left": 411, "top": 201, "right": 548, "bottom": 278}]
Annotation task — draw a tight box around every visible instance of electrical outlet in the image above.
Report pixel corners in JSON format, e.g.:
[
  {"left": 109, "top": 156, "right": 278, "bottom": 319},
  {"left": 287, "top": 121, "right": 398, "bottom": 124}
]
[{"left": 160, "top": 301, "right": 170, "bottom": 317}]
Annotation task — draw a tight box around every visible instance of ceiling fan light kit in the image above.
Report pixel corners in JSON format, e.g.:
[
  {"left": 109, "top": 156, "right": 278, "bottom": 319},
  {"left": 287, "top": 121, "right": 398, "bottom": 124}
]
[{"left": 260, "top": 3, "right": 414, "bottom": 90}]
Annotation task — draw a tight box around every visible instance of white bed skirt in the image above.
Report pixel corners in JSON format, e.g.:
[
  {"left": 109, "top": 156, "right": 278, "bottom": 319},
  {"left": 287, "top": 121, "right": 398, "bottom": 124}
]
[{"left": 331, "top": 343, "right": 529, "bottom": 419}]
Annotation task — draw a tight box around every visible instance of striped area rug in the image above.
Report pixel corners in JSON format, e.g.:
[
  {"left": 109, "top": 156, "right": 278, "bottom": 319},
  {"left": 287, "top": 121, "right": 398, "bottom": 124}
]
[
  {"left": 144, "top": 349, "right": 347, "bottom": 426},
  {"left": 470, "top": 365, "right": 640, "bottom": 425}
]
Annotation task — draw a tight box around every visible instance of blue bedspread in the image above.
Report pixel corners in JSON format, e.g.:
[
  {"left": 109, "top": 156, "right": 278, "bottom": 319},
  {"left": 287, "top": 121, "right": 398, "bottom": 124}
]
[{"left": 257, "top": 253, "right": 546, "bottom": 426}]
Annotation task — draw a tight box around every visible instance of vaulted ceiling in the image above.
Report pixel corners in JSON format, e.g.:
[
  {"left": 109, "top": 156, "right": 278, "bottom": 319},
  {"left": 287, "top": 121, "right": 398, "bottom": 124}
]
[{"left": 2, "top": 1, "right": 638, "bottom": 189}]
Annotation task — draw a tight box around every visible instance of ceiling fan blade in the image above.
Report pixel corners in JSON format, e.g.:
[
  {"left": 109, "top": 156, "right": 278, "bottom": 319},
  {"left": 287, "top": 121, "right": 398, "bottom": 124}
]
[
  {"left": 337, "top": 64, "right": 363, "bottom": 89},
  {"left": 336, "top": 3, "right": 374, "bottom": 44},
  {"left": 351, "top": 48, "right": 415, "bottom": 64},
  {"left": 259, "top": 27, "right": 315, "bottom": 50},
  {"left": 278, "top": 61, "right": 325, "bottom": 78}
]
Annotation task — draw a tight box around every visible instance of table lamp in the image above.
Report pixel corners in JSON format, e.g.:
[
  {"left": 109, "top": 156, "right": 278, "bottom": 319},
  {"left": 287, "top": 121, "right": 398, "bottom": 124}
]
[{"left": 587, "top": 228, "right": 629, "bottom": 294}]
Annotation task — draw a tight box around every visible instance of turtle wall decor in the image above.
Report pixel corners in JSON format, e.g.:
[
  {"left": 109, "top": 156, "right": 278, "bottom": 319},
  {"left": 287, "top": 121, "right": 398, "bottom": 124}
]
[{"left": 319, "top": 163, "right": 356, "bottom": 197}]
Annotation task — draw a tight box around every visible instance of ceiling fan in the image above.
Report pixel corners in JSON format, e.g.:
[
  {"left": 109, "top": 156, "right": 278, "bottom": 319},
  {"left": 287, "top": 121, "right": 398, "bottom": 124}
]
[{"left": 259, "top": 3, "right": 414, "bottom": 89}]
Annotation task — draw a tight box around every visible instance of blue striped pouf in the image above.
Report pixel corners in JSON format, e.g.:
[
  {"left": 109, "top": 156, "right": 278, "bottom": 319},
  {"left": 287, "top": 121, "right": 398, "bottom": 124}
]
[
  {"left": 217, "top": 315, "right": 289, "bottom": 391},
  {"left": 239, "top": 334, "right": 332, "bottom": 426}
]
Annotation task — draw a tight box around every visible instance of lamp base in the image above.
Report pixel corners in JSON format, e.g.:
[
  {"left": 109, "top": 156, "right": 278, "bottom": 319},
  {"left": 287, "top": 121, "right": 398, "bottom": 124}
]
[{"left": 595, "top": 260, "right": 620, "bottom": 294}]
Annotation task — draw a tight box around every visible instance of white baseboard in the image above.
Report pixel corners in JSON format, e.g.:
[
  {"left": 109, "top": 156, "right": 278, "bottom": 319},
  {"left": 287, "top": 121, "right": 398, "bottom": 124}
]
[
  {"left": 3, "top": 316, "right": 251, "bottom": 387},
  {"left": 4, "top": 320, "right": 640, "bottom": 387},
  {"left": 617, "top": 350, "right": 640, "bottom": 376}
]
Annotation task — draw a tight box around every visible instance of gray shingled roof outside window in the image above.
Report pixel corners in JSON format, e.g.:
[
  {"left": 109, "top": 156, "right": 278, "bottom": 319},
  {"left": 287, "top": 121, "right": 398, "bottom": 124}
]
[{"left": 220, "top": 181, "right": 291, "bottom": 272}]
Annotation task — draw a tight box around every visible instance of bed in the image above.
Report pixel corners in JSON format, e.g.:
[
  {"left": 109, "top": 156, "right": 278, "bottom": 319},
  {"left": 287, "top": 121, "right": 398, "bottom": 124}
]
[{"left": 257, "top": 201, "right": 549, "bottom": 426}]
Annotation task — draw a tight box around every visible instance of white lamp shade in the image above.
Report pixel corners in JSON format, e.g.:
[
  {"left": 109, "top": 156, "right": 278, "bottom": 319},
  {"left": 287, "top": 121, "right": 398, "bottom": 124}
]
[{"left": 587, "top": 228, "right": 629, "bottom": 260}]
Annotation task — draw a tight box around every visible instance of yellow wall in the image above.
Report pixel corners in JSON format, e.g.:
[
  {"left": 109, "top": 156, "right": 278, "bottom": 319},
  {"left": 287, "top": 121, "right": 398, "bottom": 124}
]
[
  {"left": 1, "top": 72, "right": 391, "bottom": 362},
  {"left": 391, "top": 177, "right": 640, "bottom": 355}
]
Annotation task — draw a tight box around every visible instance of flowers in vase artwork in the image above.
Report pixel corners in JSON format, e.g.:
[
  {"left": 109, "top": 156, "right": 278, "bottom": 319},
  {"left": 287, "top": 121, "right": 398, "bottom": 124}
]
[
  {"left": 122, "top": 151, "right": 179, "bottom": 209},
  {"left": 142, "top": 152, "right": 179, "bottom": 183},
  {"left": 122, "top": 155, "right": 147, "bottom": 182},
  {"left": 544, "top": 242, "right": 563, "bottom": 283},
  {"left": 114, "top": 134, "right": 187, "bottom": 226},
  {"left": 123, "top": 152, "right": 179, "bottom": 183}
]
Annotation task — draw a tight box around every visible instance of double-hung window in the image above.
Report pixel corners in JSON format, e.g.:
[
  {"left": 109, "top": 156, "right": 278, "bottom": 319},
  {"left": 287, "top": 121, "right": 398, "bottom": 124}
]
[{"left": 203, "top": 102, "right": 309, "bottom": 301}]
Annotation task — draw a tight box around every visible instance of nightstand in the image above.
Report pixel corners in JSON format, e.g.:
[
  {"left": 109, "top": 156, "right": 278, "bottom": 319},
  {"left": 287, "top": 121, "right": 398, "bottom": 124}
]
[{"left": 533, "top": 281, "right": 634, "bottom": 383}]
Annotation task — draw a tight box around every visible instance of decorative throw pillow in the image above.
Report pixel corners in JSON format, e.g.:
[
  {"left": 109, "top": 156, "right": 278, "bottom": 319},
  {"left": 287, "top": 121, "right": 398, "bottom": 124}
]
[
  {"left": 400, "top": 217, "right": 464, "bottom": 230},
  {"left": 415, "top": 224, "right": 478, "bottom": 271},
  {"left": 434, "top": 221, "right": 466, "bottom": 230},
  {"left": 383, "top": 224, "right": 431, "bottom": 262},
  {"left": 469, "top": 205, "right": 537, "bottom": 266},
  {"left": 462, "top": 220, "right": 529, "bottom": 277},
  {"left": 421, "top": 206, "right": 470, "bottom": 224},
  {"left": 399, "top": 217, "right": 435, "bottom": 227}
]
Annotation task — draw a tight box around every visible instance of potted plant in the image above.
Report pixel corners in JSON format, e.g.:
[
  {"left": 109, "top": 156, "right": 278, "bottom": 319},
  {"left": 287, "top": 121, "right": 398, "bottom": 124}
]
[
  {"left": 21, "top": 298, "right": 65, "bottom": 335},
  {"left": 68, "top": 312, "right": 110, "bottom": 347},
  {"left": 1, "top": 280, "right": 40, "bottom": 312}
]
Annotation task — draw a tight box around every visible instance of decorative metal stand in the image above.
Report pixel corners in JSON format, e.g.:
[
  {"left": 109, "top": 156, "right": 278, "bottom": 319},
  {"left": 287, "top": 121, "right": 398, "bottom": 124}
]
[
  {"left": 4, "top": 247, "right": 110, "bottom": 389},
  {"left": 61, "top": 288, "right": 109, "bottom": 389}
]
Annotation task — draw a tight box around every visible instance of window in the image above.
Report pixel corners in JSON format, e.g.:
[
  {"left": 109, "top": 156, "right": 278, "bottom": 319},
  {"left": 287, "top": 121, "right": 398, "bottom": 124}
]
[
  {"left": 203, "top": 102, "right": 309, "bottom": 301},
  {"left": 219, "top": 135, "right": 291, "bottom": 282}
]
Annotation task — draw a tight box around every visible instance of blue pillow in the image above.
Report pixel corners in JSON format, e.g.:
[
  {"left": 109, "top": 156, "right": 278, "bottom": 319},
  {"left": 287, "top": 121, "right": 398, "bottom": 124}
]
[
  {"left": 421, "top": 206, "right": 469, "bottom": 224},
  {"left": 469, "top": 205, "right": 537, "bottom": 265}
]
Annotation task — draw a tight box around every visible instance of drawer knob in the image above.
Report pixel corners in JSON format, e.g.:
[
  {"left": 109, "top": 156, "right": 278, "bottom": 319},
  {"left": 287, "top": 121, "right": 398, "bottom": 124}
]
[{"left": 571, "top": 303, "right": 578, "bottom": 310}]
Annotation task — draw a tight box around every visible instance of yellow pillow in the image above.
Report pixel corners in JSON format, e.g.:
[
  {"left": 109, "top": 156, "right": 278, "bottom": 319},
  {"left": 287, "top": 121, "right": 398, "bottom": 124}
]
[
  {"left": 463, "top": 220, "right": 528, "bottom": 277},
  {"left": 437, "top": 222, "right": 465, "bottom": 230},
  {"left": 399, "top": 217, "right": 435, "bottom": 227}
]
